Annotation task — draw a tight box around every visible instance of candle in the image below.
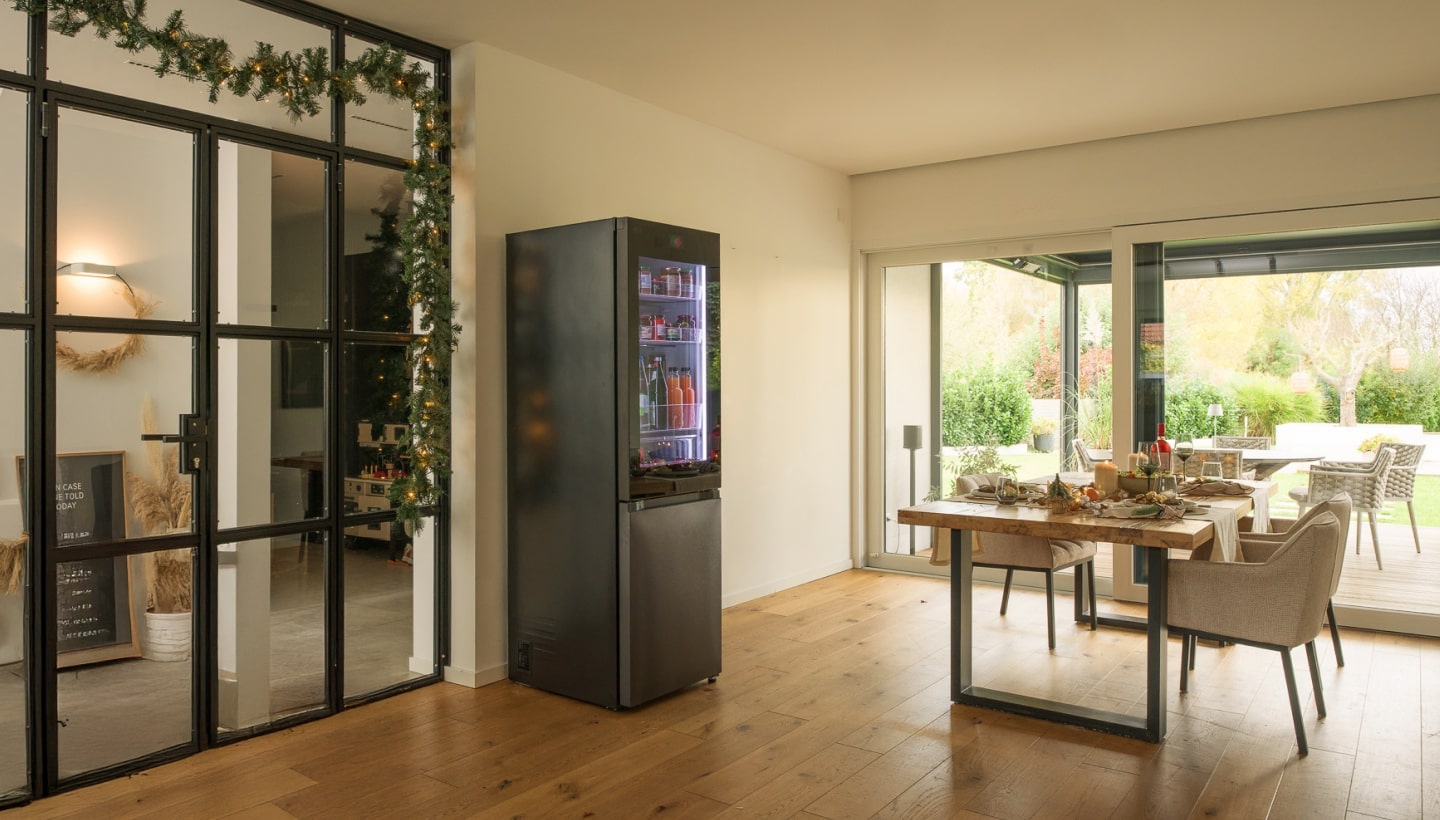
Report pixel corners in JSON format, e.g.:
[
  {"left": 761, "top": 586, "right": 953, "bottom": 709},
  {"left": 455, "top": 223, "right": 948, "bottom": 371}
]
[
  {"left": 1127, "top": 453, "right": 1146, "bottom": 472},
  {"left": 1094, "top": 461, "right": 1118, "bottom": 495}
]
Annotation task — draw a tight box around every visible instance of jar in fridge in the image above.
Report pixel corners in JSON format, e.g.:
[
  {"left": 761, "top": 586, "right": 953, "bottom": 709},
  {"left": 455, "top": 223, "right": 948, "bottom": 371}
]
[
  {"left": 638, "top": 263, "right": 652, "bottom": 294},
  {"left": 675, "top": 314, "right": 694, "bottom": 341},
  {"left": 679, "top": 270, "right": 695, "bottom": 298},
  {"left": 651, "top": 314, "right": 666, "bottom": 340},
  {"left": 639, "top": 314, "right": 654, "bottom": 341}
]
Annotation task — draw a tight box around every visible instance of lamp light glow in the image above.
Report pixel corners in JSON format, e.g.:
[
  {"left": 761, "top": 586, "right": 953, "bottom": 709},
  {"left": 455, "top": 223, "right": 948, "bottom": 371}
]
[{"left": 60, "top": 262, "right": 119, "bottom": 278}]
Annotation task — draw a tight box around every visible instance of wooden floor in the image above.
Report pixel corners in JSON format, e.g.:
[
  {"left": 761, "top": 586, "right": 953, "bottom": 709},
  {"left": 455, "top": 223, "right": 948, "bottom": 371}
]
[{"left": 12, "top": 569, "right": 1440, "bottom": 819}]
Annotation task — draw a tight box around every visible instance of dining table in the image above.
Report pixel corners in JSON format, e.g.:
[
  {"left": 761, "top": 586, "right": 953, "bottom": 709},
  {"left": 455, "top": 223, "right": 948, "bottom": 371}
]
[
  {"left": 1236, "top": 449, "right": 1323, "bottom": 480},
  {"left": 897, "top": 487, "right": 1260, "bottom": 743}
]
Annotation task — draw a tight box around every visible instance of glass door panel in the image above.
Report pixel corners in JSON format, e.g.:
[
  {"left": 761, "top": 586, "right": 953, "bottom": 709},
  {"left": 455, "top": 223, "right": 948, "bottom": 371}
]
[
  {"left": 0, "top": 330, "right": 26, "bottom": 797},
  {"left": 343, "top": 515, "right": 433, "bottom": 698},
  {"left": 0, "top": 88, "right": 26, "bottom": 314},
  {"left": 55, "top": 108, "right": 194, "bottom": 323},
  {"left": 217, "top": 338, "right": 327, "bottom": 529},
  {"left": 52, "top": 331, "right": 197, "bottom": 777},
  {"left": 217, "top": 531, "right": 327, "bottom": 735}
]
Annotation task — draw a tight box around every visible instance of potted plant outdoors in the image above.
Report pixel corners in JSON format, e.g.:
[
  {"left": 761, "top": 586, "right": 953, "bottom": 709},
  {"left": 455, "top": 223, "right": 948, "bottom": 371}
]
[
  {"left": 1031, "top": 417, "right": 1057, "bottom": 453},
  {"left": 126, "top": 399, "right": 193, "bottom": 662}
]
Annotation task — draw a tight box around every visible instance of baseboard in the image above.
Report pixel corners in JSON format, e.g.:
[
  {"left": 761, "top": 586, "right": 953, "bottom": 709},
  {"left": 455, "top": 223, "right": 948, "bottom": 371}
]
[
  {"left": 1333, "top": 605, "right": 1440, "bottom": 638},
  {"left": 443, "top": 660, "right": 508, "bottom": 688},
  {"left": 722, "top": 559, "right": 855, "bottom": 608}
]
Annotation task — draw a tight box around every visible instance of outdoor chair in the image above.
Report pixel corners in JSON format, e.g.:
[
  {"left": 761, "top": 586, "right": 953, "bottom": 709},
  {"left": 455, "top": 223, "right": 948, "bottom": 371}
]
[
  {"left": 1071, "top": 439, "right": 1096, "bottom": 471},
  {"left": 1183, "top": 447, "right": 1253, "bottom": 480},
  {"left": 954, "top": 473, "right": 1097, "bottom": 650},
  {"left": 1168, "top": 511, "right": 1344, "bottom": 756},
  {"left": 1214, "top": 435, "right": 1271, "bottom": 450},
  {"left": 1290, "top": 447, "right": 1394, "bottom": 570},
  {"left": 1314, "top": 443, "right": 1424, "bottom": 554}
]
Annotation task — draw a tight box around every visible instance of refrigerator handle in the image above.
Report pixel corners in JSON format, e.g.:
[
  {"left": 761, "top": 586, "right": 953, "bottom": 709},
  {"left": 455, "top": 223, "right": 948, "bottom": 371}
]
[{"left": 628, "top": 488, "right": 719, "bottom": 512}]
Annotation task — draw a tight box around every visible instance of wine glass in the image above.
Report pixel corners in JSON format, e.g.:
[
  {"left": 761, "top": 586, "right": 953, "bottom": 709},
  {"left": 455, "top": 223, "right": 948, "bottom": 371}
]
[
  {"left": 1137, "top": 441, "right": 1160, "bottom": 492},
  {"left": 1174, "top": 439, "right": 1195, "bottom": 482}
]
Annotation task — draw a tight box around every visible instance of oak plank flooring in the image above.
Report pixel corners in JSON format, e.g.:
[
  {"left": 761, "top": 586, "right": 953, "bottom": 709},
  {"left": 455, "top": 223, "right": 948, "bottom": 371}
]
[{"left": 11, "top": 569, "right": 1440, "bottom": 819}]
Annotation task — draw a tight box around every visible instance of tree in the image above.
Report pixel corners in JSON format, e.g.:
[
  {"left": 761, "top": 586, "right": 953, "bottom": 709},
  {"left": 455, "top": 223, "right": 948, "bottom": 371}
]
[{"left": 1262, "top": 271, "right": 1392, "bottom": 426}]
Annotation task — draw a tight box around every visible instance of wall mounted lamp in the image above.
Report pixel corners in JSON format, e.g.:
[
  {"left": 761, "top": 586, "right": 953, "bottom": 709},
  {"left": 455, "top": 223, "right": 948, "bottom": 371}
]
[{"left": 59, "top": 262, "right": 118, "bottom": 278}]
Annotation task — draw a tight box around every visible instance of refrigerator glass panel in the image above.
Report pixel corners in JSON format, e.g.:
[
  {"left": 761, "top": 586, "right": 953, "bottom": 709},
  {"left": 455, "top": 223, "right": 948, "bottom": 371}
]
[{"left": 636, "top": 254, "right": 714, "bottom": 472}]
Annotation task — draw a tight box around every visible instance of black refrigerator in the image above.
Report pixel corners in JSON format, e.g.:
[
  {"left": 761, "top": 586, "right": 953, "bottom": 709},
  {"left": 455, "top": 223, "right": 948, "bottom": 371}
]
[{"left": 506, "top": 217, "right": 721, "bottom": 709}]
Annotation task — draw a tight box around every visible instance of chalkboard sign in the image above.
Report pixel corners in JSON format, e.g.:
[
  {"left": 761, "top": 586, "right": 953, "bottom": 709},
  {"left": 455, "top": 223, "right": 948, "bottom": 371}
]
[{"left": 17, "top": 452, "right": 140, "bottom": 666}]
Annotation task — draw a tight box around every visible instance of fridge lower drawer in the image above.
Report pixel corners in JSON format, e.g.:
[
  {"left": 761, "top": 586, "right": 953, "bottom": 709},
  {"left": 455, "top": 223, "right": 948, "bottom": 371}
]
[{"left": 618, "top": 493, "right": 722, "bottom": 708}]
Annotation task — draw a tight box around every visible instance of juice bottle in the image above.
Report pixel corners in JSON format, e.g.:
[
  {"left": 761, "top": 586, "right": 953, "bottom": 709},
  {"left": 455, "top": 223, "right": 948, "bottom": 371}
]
[
  {"left": 667, "top": 367, "right": 683, "bottom": 429},
  {"left": 680, "top": 367, "right": 695, "bottom": 428}
]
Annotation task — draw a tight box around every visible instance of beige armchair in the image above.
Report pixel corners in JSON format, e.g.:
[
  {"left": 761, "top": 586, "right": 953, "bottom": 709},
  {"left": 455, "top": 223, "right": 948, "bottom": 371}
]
[
  {"left": 953, "top": 473, "right": 1097, "bottom": 650},
  {"left": 1290, "top": 447, "right": 1394, "bottom": 569},
  {"left": 1168, "top": 511, "right": 1344, "bottom": 756}
]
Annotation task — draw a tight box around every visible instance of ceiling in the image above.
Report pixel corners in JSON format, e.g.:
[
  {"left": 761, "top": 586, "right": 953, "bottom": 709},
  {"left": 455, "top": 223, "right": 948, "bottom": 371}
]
[{"left": 316, "top": 0, "right": 1440, "bottom": 175}]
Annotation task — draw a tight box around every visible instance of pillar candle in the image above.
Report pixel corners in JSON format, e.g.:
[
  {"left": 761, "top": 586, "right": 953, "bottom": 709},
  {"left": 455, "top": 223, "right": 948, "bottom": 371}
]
[
  {"left": 1126, "top": 453, "right": 1146, "bottom": 472},
  {"left": 1094, "top": 461, "right": 1118, "bottom": 495}
]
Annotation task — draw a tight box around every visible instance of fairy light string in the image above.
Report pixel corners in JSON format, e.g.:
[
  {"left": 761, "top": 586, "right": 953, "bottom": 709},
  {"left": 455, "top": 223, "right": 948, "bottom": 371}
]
[{"left": 14, "top": 0, "right": 458, "bottom": 528}]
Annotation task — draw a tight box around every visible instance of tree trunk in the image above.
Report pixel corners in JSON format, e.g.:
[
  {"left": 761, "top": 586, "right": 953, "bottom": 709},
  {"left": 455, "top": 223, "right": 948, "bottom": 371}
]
[{"left": 1340, "top": 384, "right": 1358, "bottom": 426}]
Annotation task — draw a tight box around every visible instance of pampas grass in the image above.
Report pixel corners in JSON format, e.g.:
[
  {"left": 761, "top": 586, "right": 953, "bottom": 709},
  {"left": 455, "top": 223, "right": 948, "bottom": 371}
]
[
  {"left": 127, "top": 397, "right": 193, "bottom": 613},
  {"left": 0, "top": 536, "right": 24, "bottom": 596}
]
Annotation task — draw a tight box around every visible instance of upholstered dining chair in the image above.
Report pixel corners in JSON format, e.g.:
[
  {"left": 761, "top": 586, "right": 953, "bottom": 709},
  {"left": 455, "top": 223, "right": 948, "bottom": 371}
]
[
  {"left": 1290, "top": 446, "right": 1394, "bottom": 570},
  {"left": 1186, "top": 494, "right": 1353, "bottom": 667},
  {"left": 954, "top": 473, "right": 1097, "bottom": 650},
  {"left": 1213, "top": 435, "right": 1271, "bottom": 450},
  {"left": 1071, "top": 439, "right": 1096, "bottom": 471},
  {"left": 1168, "top": 511, "right": 1344, "bottom": 756}
]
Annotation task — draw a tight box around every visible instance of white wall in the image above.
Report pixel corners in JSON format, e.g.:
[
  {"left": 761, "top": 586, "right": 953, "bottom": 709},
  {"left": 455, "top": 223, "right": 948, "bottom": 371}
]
[{"left": 444, "top": 43, "right": 854, "bottom": 686}]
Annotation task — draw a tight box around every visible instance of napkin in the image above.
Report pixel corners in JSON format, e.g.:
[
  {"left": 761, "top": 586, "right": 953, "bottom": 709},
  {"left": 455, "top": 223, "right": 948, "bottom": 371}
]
[
  {"left": 1180, "top": 481, "right": 1248, "bottom": 496},
  {"left": 1191, "top": 505, "right": 1240, "bottom": 562},
  {"left": 1094, "top": 503, "right": 1184, "bottom": 520}
]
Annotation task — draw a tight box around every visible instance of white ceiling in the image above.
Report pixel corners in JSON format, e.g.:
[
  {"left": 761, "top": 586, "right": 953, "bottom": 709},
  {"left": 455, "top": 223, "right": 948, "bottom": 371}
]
[{"left": 316, "top": 0, "right": 1440, "bottom": 176}]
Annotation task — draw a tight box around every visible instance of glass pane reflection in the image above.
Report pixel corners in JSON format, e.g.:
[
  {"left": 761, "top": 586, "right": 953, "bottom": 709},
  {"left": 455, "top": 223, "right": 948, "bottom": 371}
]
[
  {"left": 218, "top": 339, "right": 327, "bottom": 529},
  {"left": 56, "top": 553, "right": 192, "bottom": 778},
  {"left": 0, "top": 330, "right": 25, "bottom": 796},
  {"left": 0, "top": 8, "right": 26, "bottom": 75},
  {"left": 217, "top": 142, "right": 327, "bottom": 329},
  {"left": 0, "top": 89, "right": 26, "bottom": 314},
  {"left": 342, "top": 161, "right": 412, "bottom": 333},
  {"left": 218, "top": 532, "right": 327, "bottom": 734},
  {"left": 56, "top": 108, "right": 194, "bottom": 323},
  {"left": 344, "top": 515, "right": 432, "bottom": 697}
]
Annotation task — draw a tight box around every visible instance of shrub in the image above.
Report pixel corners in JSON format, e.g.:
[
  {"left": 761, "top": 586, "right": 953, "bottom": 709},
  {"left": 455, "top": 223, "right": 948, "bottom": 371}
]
[
  {"left": 1355, "top": 364, "right": 1440, "bottom": 430},
  {"left": 1359, "top": 433, "right": 1399, "bottom": 453},
  {"left": 1229, "top": 375, "right": 1324, "bottom": 437},
  {"left": 1164, "top": 378, "right": 1235, "bottom": 442},
  {"left": 941, "top": 364, "right": 1032, "bottom": 447}
]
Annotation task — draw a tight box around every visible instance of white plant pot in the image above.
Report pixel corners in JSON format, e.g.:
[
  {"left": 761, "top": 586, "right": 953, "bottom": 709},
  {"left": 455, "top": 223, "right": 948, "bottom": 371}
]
[{"left": 143, "top": 610, "right": 192, "bottom": 662}]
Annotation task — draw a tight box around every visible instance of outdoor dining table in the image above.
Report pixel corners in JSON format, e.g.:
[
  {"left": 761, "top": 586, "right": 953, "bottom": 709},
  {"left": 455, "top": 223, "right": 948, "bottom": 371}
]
[
  {"left": 897, "top": 489, "right": 1259, "bottom": 743},
  {"left": 1238, "top": 449, "right": 1323, "bottom": 480}
]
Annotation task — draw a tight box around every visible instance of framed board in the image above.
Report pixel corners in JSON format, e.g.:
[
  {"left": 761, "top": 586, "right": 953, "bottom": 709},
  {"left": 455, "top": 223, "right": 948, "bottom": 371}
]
[{"left": 17, "top": 452, "right": 141, "bottom": 666}]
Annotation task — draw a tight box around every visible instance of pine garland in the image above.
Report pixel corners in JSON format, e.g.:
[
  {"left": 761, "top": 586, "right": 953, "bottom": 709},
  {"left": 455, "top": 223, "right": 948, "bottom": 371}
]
[{"left": 14, "top": 0, "right": 457, "bottom": 527}]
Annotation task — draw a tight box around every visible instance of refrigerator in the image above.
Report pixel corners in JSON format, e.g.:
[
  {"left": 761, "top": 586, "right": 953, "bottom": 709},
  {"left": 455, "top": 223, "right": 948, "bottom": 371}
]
[{"left": 506, "top": 217, "right": 721, "bottom": 709}]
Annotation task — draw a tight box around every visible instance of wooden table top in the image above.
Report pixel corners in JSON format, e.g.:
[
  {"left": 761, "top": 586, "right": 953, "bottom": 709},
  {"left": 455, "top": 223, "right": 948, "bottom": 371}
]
[{"left": 897, "top": 494, "right": 1256, "bottom": 551}]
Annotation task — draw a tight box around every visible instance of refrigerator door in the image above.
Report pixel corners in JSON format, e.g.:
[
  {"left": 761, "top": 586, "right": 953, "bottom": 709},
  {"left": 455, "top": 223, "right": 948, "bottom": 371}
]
[
  {"left": 619, "top": 492, "right": 722, "bottom": 707},
  {"left": 621, "top": 218, "right": 721, "bottom": 499}
]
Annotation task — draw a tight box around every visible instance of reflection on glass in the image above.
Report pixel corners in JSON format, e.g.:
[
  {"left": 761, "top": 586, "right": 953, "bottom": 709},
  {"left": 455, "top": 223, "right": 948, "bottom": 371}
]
[
  {"left": 218, "top": 339, "right": 327, "bottom": 529},
  {"left": 0, "top": 8, "right": 26, "bottom": 74},
  {"left": 0, "top": 330, "right": 24, "bottom": 795},
  {"left": 0, "top": 89, "right": 26, "bottom": 314},
  {"left": 47, "top": 0, "right": 330, "bottom": 141},
  {"left": 344, "top": 515, "right": 432, "bottom": 697},
  {"left": 342, "top": 161, "right": 412, "bottom": 333},
  {"left": 56, "top": 333, "right": 194, "bottom": 541},
  {"left": 344, "top": 36, "right": 434, "bottom": 159},
  {"left": 57, "top": 108, "right": 194, "bottom": 323},
  {"left": 57, "top": 554, "right": 192, "bottom": 778},
  {"left": 218, "top": 532, "right": 327, "bottom": 734},
  {"left": 343, "top": 342, "right": 410, "bottom": 482},
  {"left": 218, "top": 143, "right": 328, "bottom": 328}
]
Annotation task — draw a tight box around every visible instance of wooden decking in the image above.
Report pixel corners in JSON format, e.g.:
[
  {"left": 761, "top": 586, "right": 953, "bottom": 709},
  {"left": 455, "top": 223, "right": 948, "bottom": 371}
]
[{"left": 12, "top": 569, "right": 1438, "bottom": 819}]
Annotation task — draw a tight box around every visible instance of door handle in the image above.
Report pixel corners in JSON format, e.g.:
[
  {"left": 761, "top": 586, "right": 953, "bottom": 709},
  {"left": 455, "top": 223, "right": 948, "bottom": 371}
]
[{"left": 140, "top": 414, "right": 207, "bottom": 474}]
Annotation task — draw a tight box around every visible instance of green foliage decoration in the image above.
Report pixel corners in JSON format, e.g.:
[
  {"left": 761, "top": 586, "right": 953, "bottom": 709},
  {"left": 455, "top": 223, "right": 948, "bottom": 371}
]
[
  {"left": 1354, "top": 363, "right": 1440, "bottom": 430},
  {"left": 1164, "top": 378, "right": 1235, "bottom": 442},
  {"left": 941, "top": 364, "right": 1032, "bottom": 447},
  {"left": 14, "top": 0, "right": 458, "bottom": 527}
]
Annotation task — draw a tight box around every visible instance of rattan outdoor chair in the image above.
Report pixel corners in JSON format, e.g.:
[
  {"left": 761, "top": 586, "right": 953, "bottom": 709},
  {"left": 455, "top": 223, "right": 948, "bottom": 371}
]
[
  {"left": 1071, "top": 438, "right": 1096, "bottom": 471},
  {"left": 1290, "top": 446, "right": 1394, "bottom": 570},
  {"left": 1213, "top": 435, "right": 1272, "bottom": 450}
]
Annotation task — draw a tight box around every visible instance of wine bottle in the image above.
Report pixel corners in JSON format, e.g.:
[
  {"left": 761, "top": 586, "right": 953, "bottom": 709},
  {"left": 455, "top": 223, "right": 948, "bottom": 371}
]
[
  {"left": 1155, "top": 423, "right": 1172, "bottom": 472},
  {"left": 638, "top": 357, "right": 650, "bottom": 431}
]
